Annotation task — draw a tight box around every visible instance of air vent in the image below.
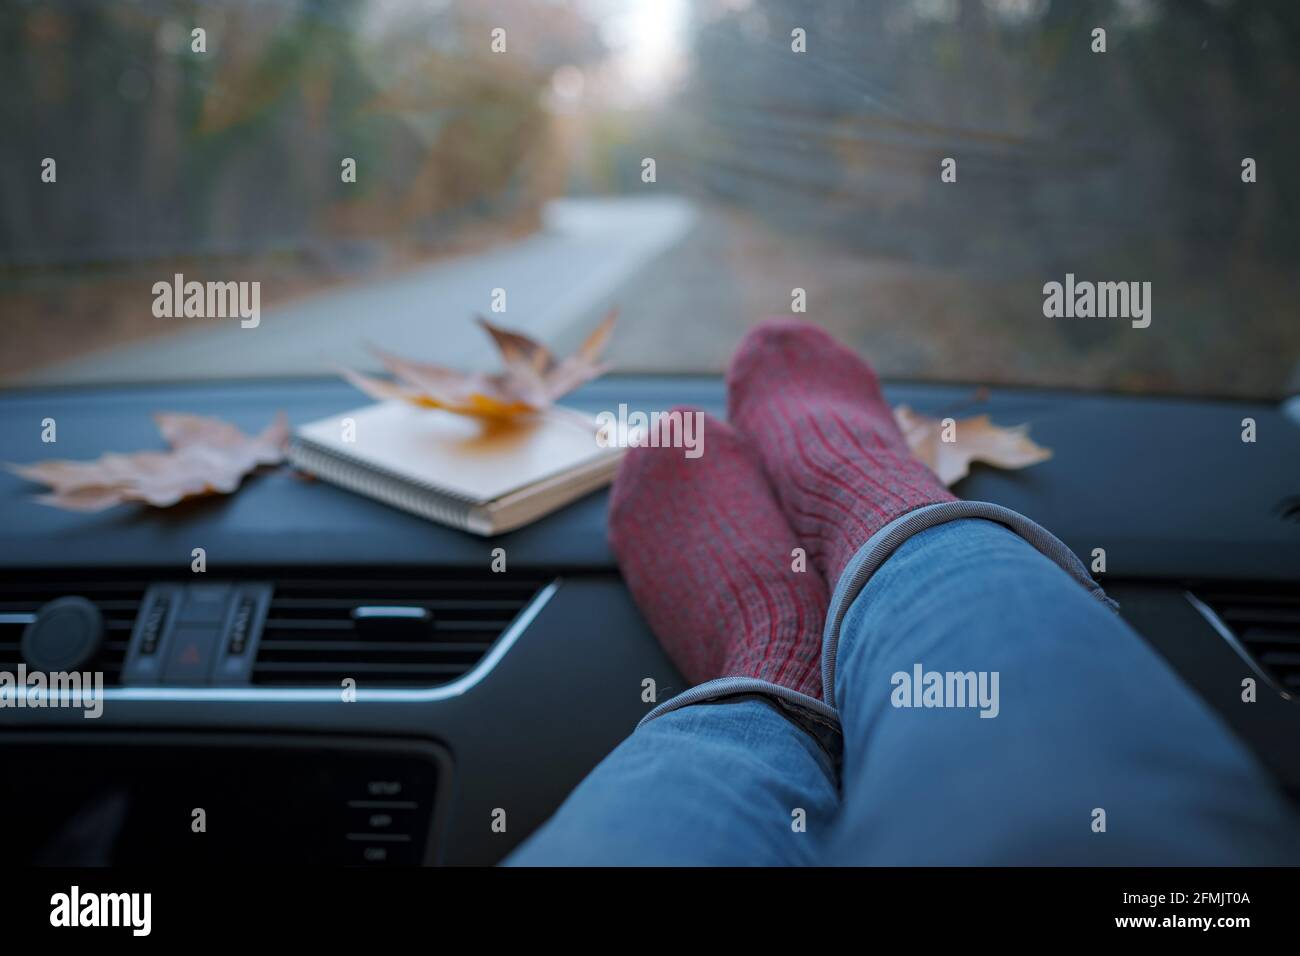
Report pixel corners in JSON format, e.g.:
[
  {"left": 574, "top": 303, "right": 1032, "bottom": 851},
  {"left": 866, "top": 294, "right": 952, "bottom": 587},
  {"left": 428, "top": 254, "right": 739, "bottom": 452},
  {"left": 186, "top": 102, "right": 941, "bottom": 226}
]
[
  {"left": 252, "top": 574, "right": 549, "bottom": 687},
  {"left": 0, "top": 577, "right": 146, "bottom": 685},
  {"left": 1195, "top": 587, "right": 1300, "bottom": 696}
]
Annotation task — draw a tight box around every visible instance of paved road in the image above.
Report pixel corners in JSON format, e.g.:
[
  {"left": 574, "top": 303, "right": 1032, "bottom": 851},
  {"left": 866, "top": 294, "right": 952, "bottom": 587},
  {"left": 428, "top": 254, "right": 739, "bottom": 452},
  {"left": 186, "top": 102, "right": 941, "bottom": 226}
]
[{"left": 23, "top": 196, "right": 698, "bottom": 385}]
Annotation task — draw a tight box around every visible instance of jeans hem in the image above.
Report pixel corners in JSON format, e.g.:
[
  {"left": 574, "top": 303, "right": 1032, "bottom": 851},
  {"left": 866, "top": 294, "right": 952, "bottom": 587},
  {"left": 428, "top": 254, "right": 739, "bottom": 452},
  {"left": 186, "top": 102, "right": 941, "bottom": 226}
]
[
  {"left": 638, "top": 676, "right": 839, "bottom": 727},
  {"left": 820, "top": 500, "right": 1116, "bottom": 709}
]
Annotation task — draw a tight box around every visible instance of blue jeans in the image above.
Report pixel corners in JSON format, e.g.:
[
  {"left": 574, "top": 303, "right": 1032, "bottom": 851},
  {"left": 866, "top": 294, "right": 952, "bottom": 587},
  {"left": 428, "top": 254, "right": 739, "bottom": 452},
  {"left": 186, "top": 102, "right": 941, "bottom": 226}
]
[{"left": 509, "top": 516, "right": 1300, "bottom": 865}]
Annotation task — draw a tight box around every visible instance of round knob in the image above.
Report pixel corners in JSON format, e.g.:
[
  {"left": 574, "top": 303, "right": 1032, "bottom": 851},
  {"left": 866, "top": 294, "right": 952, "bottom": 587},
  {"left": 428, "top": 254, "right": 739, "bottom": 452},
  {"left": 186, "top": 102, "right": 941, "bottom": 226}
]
[{"left": 22, "top": 597, "right": 104, "bottom": 672}]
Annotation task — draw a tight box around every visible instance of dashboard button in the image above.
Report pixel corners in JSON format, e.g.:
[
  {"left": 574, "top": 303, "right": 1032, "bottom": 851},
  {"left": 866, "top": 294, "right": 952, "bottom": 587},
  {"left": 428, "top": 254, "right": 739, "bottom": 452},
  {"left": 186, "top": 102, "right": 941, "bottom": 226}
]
[{"left": 162, "top": 626, "right": 220, "bottom": 683}]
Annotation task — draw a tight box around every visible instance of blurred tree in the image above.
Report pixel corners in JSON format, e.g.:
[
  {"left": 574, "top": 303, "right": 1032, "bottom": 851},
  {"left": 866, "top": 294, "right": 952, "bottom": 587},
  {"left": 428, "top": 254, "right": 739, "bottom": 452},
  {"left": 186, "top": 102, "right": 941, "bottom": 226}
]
[
  {"left": 674, "top": 0, "right": 1300, "bottom": 278},
  {"left": 0, "top": 0, "right": 603, "bottom": 266}
]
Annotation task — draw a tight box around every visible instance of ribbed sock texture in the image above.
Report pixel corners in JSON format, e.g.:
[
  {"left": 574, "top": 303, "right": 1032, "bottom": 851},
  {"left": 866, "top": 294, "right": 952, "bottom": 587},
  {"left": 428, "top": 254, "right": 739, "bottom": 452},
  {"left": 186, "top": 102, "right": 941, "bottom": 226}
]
[
  {"left": 609, "top": 411, "right": 828, "bottom": 699},
  {"left": 728, "top": 319, "right": 956, "bottom": 587}
]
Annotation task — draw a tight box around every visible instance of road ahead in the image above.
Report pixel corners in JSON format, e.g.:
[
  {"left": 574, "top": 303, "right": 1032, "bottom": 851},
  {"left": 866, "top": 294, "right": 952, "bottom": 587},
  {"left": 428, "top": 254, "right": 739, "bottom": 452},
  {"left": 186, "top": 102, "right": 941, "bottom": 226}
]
[{"left": 23, "top": 196, "right": 698, "bottom": 385}]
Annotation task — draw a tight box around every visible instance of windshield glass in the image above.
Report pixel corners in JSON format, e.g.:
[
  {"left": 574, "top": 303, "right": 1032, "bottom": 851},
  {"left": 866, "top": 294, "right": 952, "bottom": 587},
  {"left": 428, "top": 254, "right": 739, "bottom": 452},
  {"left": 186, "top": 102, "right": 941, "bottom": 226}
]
[{"left": 4, "top": 0, "right": 1297, "bottom": 399}]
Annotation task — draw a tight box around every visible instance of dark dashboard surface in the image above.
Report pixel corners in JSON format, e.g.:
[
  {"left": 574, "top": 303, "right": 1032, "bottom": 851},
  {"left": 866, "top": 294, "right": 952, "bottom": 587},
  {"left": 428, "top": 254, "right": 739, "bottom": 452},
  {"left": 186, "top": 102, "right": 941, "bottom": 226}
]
[
  {"left": 2, "top": 375, "right": 1298, "bottom": 579},
  {"left": 1, "top": 375, "right": 1298, "bottom": 864}
]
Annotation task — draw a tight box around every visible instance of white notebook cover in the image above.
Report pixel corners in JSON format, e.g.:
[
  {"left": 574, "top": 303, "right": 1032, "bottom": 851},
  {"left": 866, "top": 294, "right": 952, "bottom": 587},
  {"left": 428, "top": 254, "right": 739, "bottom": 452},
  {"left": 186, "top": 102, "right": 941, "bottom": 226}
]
[{"left": 292, "top": 401, "right": 620, "bottom": 517}]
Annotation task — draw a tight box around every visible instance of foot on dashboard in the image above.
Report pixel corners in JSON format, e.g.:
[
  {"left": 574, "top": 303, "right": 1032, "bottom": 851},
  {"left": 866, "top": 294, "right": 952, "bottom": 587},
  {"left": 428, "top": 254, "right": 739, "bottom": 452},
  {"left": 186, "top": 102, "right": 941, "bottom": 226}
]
[
  {"left": 608, "top": 410, "right": 828, "bottom": 702},
  {"left": 727, "top": 319, "right": 955, "bottom": 587}
]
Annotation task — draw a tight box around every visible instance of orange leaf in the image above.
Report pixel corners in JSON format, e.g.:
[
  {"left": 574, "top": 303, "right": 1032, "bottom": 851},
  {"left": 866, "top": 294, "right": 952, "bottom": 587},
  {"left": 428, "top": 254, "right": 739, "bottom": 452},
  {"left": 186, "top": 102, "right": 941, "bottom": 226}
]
[
  {"left": 893, "top": 405, "right": 1052, "bottom": 486},
  {"left": 6, "top": 413, "right": 289, "bottom": 512},
  {"left": 543, "top": 309, "right": 617, "bottom": 401},
  {"left": 340, "top": 309, "right": 617, "bottom": 419}
]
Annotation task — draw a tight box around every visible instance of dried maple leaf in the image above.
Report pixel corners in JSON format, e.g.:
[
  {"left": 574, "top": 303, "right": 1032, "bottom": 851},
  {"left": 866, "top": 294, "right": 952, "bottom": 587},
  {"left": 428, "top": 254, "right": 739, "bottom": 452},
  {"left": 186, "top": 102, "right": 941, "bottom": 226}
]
[
  {"left": 342, "top": 309, "right": 617, "bottom": 419},
  {"left": 7, "top": 412, "right": 288, "bottom": 512},
  {"left": 893, "top": 405, "right": 1052, "bottom": 486}
]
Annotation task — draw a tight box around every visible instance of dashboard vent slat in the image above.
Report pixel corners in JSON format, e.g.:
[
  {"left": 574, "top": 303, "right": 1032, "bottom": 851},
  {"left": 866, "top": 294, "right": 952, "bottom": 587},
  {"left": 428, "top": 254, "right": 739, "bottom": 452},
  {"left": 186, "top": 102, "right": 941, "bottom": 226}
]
[
  {"left": 251, "top": 573, "right": 548, "bottom": 688},
  {"left": 1196, "top": 587, "right": 1300, "bottom": 698},
  {"left": 0, "top": 576, "right": 149, "bottom": 686},
  {"left": 0, "top": 572, "right": 548, "bottom": 691}
]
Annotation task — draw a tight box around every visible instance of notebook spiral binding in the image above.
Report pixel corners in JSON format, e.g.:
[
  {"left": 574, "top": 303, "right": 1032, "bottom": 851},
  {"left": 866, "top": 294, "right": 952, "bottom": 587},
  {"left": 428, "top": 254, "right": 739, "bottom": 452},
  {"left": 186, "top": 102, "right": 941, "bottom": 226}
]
[{"left": 289, "top": 437, "right": 486, "bottom": 533}]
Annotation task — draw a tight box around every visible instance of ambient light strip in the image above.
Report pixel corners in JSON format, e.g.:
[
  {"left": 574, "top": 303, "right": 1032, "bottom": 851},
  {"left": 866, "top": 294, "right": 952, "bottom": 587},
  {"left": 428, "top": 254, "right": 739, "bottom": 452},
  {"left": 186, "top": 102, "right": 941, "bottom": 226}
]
[{"left": 94, "top": 578, "right": 561, "bottom": 704}]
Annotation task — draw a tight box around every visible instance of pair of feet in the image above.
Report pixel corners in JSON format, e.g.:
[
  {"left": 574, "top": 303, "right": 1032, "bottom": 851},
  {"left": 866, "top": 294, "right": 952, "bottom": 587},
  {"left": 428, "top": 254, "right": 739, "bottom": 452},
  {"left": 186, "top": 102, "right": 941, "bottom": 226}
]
[{"left": 609, "top": 320, "right": 955, "bottom": 710}]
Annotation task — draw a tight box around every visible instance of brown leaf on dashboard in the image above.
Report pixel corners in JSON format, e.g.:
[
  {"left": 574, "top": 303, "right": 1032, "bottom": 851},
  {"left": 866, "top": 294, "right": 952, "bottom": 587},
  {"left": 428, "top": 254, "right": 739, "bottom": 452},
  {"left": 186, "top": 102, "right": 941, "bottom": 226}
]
[
  {"left": 340, "top": 309, "right": 617, "bottom": 420},
  {"left": 6, "top": 412, "right": 289, "bottom": 512},
  {"left": 893, "top": 405, "right": 1052, "bottom": 486},
  {"left": 155, "top": 411, "right": 288, "bottom": 462}
]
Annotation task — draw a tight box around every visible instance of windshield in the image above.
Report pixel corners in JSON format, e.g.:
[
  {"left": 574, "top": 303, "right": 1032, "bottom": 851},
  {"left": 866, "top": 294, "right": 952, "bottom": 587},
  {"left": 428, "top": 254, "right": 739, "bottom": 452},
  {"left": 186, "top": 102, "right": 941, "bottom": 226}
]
[{"left": 3, "top": 0, "right": 1297, "bottom": 399}]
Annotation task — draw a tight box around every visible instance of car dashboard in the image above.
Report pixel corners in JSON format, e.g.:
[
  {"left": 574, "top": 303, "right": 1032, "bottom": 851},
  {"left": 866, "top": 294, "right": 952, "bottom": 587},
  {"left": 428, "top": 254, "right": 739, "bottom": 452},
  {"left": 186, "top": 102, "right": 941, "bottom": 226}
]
[{"left": 1, "top": 374, "right": 1297, "bottom": 865}]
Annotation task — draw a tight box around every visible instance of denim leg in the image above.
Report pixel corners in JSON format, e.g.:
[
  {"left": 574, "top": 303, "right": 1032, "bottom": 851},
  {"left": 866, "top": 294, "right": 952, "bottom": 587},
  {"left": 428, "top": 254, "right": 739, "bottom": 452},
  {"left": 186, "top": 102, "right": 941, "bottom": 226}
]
[
  {"left": 825, "top": 517, "right": 1300, "bottom": 865},
  {"left": 506, "top": 698, "right": 839, "bottom": 865}
]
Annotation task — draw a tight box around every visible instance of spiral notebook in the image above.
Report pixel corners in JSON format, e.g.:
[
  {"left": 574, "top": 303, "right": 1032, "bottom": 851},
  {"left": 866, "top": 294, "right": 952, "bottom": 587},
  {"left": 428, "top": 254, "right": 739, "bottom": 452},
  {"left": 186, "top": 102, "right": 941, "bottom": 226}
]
[{"left": 290, "top": 401, "right": 624, "bottom": 536}]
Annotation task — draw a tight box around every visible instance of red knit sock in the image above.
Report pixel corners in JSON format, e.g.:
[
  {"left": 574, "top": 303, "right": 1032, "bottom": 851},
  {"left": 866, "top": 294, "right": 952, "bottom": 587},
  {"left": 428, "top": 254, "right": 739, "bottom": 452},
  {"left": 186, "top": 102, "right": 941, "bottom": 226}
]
[
  {"left": 728, "top": 319, "right": 956, "bottom": 587},
  {"left": 608, "top": 411, "right": 828, "bottom": 700}
]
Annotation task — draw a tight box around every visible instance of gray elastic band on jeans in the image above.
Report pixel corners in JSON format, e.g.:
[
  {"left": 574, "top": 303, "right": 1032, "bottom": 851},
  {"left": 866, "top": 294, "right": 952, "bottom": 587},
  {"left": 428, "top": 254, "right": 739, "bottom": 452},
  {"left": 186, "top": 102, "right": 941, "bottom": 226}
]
[
  {"left": 821, "top": 500, "right": 1118, "bottom": 710},
  {"left": 638, "top": 675, "right": 839, "bottom": 728}
]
